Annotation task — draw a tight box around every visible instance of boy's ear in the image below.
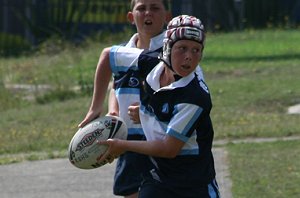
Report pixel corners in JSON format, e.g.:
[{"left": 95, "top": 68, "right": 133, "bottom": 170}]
[{"left": 127, "top": 12, "right": 135, "bottom": 25}]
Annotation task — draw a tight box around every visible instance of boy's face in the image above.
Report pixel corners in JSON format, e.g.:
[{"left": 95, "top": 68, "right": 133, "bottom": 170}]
[
  {"left": 128, "top": 0, "right": 171, "bottom": 38},
  {"left": 170, "top": 40, "right": 203, "bottom": 77}
]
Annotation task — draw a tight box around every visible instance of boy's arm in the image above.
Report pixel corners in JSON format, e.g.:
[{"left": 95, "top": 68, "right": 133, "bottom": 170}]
[
  {"left": 80, "top": 46, "right": 144, "bottom": 127},
  {"left": 107, "top": 88, "right": 119, "bottom": 116},
  {"left": 78, "top": 47, "right": 112, "bottom": 128},
  {"left": 99, "top": 135, "right": 185, "bottom": 160}
]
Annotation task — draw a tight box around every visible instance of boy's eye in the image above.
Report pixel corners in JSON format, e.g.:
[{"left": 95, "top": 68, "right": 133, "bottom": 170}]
[
  {"left": 136, "top": 6, "right": 146, "bottom": 11},
  {"left": 135, "top": 4, "right": 162, "bottom": 12},
  {"left": 192, "top": 48, "right": 200, "bottom": 53},
  {"left": 175, "top": 46, "right": 201, "bottom": 54},
  {"left": 150, "top": 6, "right": 160, "bottom": 11},
  {"left": 178, "top": 46, "right": 186, "bottom": 51}
]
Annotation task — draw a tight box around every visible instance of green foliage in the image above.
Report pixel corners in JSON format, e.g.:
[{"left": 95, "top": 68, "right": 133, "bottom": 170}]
[
  {"left": 0, "top": 66, "right": 28, "bottom": 111},
  {"left": 0, "top": 33, "right": 31, "bottom": 56},
  {"left": 0, "top": 83, "right": 25, "bottom": 111},
  {"left": 35, "top": 89, "right": 78, "bottom": 104},
  {"left": 0, "top": 28, "right": 132, "bottom": 106}
]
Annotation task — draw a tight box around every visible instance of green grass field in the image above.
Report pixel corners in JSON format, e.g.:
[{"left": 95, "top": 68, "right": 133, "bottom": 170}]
[
  {"left": 229, "top": 140, "right": 300, "bottom": 197},
  {"left": 0, "top": 29, "right": 300, "bottom": 196}
]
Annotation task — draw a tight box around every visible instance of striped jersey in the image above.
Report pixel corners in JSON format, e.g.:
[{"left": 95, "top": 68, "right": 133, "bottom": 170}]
[
  {"left": 140, "top": 62, "right": 215, "bottom": 186},
  {"left": 109, "top": 45, "right": 214, "bottom": 186},
  {"left": 110, "top": 32, "right": 164, "bottom": 140}
]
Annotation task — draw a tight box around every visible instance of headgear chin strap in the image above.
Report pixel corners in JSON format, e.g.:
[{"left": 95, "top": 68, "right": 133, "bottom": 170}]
[{"left": 159, "top": 15, "right": 205, "bottom": 72}]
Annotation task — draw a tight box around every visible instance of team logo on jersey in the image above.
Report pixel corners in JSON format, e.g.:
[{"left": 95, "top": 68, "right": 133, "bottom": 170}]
[
  {"left": 200, "top": 80, "right": 209, "bottom": 93},
  {"left": 161, "top": 103, "right": 169, "bottom": 114},
  {"left": 128, "top": 77, "right": 139, "bottom": 87}
]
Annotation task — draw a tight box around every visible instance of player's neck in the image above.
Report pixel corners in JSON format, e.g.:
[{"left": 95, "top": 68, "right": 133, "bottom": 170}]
[
  {"left": 136, "top": 36, "right": 151, "bottom": 49},
  {"left": 160, "top": 67, "right": 175, "bottom": 87}
]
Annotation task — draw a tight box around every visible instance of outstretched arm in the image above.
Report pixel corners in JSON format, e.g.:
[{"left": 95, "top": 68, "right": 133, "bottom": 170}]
[
  {"left": 99, "top": 135, "right": 185, "bottom": 161},
  {"left": 78, "top": 47, "right": 112, "bottom": 128}
]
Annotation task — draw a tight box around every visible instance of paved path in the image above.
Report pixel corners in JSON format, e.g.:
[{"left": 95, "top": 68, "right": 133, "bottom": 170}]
[
  {"left": 2, "top": 135, "right": 300, "bottom": 198},
  {"left": 0, "top": 158, "right": 117, "bottom": 198},
  {"left": 0, "top": 148, "right": 231, "bottom": 198}
]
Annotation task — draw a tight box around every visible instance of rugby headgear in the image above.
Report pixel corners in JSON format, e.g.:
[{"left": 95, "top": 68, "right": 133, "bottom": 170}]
[{"left": 160, "top": 15, "right": 205, "bottom": 70}]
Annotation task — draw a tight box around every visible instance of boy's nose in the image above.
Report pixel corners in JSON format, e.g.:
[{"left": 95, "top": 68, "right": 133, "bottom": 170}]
[
  {"left": 185, "top": 52, "right": 193, "bottom": 61},
  {"left": 145, "top": 9, "right": 153, "bottom": 16}
]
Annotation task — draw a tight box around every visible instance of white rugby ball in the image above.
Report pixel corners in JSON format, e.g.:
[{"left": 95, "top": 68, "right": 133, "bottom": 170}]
[{"left": 68, "top": 115, "right": 127, "bottom": 169}]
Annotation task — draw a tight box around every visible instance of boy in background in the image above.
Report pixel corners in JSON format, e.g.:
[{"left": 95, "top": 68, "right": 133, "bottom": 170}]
[{"left": 79, "top": 1, "right": 172, "bottom": 197}]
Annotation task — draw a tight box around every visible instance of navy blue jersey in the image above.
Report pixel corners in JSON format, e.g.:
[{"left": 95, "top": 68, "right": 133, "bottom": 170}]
[
  {"left": 110, "top": 45, "right": 212, "bottom": 187},
  {"left": 139, "top": 63, "right": 215, "bottom": 186}
]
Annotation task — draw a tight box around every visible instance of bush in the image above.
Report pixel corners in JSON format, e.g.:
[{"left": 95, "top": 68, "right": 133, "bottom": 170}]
[
  {"left": 0, "top": 33, "right": 31, "bottom": 56},
  {"left": 35, "top": 89, "right": 78, "bottom": 104}
]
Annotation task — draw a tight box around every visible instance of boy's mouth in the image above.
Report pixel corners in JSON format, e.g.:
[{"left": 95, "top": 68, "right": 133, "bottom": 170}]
[
  {"left": 181, "top": 65, "right": 191, "bottom": 70},
  {"left": 145, "top": 20, "right": 153, "bottom": 25}
]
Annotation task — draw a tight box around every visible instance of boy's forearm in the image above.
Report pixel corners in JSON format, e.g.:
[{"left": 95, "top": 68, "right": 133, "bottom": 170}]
[
  {"left": 107, "top": 88, "right": 119, "bottom": 116},
  {"left": 116, "top": 136, "right": 183, "bottom": 159},
  {"left": 116, "top": 139, "right": 164, "bottom": 157},
  {"left": 89, "top": 47, "right": 112, "bottom": 114}
]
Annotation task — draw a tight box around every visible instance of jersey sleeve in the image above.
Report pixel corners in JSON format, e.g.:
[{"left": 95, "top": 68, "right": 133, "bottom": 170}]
[
  {"left": 166, "top": 103, "right": 203, "bottom": 142},
  {"left": 109, "top": 45, "right": 144, "bottom": 76}
]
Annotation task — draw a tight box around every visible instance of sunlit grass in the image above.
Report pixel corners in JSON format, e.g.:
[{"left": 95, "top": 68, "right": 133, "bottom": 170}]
[
  {"left": 202, "top": 29, "right": 300, "bottom": 139},
  {"left": 0, "top": 29, "right": 299, "bottom": 160},
  {"left": 228, "top": 140, "right": 300, "bottom": 197}
]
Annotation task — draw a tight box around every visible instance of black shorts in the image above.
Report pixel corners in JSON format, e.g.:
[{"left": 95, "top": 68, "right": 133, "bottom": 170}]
[
  {"left": 113, "top": 151, "right": 154, "bottom": 196},
  {"left": 139, "top": 173, "right": 220, "bottom": 198}
]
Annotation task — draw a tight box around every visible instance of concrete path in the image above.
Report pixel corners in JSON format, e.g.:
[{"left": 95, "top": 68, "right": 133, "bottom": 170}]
[
  {"left": 0, "top": 158, "right": 117, "bottom": 198},
  {"left": 2, "top": 134, "right": 300, "bottom": 198},
  {"left": 0, "top": 148, "right": 231, "bottom": 198}
]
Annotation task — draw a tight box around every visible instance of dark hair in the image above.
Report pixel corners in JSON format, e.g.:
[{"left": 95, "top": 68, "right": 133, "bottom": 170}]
[{"left": 130, "top": 0, "right": 170, "bottom": 11}]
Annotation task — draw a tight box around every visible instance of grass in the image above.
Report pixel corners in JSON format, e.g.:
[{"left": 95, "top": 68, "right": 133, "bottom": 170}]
[
  {"left": 1, "top": 28, "right": 299, "bottom": 152},
  {"left": 202, "top": 29, "right": 300, "bottom": 139},
  {"left": 0, "top": 97, "right": 90, "bottom": 154},
  {"left": 0, "top": 28, "right": 300, "bottom": 196},
  {"left": 0, "top": 97, "right": 91, "bottom": 164},
  {"left": 228, "top": 140, "right": 300, "bottom": 197}
]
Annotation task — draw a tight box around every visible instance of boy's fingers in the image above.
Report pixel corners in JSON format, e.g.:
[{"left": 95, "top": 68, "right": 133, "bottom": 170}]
[
  {"left": 97, "top": 149, "right": 110, "bottom": 162},
  {"left": 97, "top": 152, "right": 115, "bottom": 164},
  {"left": 106, "top": 154, "right": 115, "bottom": 163},
  {"left": 96, "top": 140, "right": 116, "bottom": 163}
]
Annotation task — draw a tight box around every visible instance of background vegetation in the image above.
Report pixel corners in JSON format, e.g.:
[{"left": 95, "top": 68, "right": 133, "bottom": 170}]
[
  {"left": 2, "top": 0, "right": 300, "bottom": 56},
  {"left": 0, "top": 29, "right": 299, "bottom": 196}
]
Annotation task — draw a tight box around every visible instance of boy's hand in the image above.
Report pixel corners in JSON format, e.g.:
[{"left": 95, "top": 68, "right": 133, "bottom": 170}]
[
  {"left": 97, "top": 139, "right": 123, "bottom": 163},
  {"left": 78, "top": 110, "right": 100, "bottom": 128},
  {"left": 128, "top": 102, "right": 140, "bottom": 124}
]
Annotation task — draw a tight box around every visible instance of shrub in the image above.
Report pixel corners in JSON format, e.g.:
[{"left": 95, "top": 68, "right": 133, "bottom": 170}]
[{"left": 0, "top": 33, "right": 31, "bottom": 56}]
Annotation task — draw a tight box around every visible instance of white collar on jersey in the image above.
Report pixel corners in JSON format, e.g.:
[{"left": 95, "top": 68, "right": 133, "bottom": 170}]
[
  {"left": 125, "top": 32, "right": 165, "bottom": 51},
  {"left": 146, "top": 62, "right": 196, "bottom": 92}
]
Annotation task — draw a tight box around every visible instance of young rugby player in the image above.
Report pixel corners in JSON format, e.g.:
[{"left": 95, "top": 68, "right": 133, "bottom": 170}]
[{"left": 100, "top": 15, "right": 220, "bottom": 197}]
